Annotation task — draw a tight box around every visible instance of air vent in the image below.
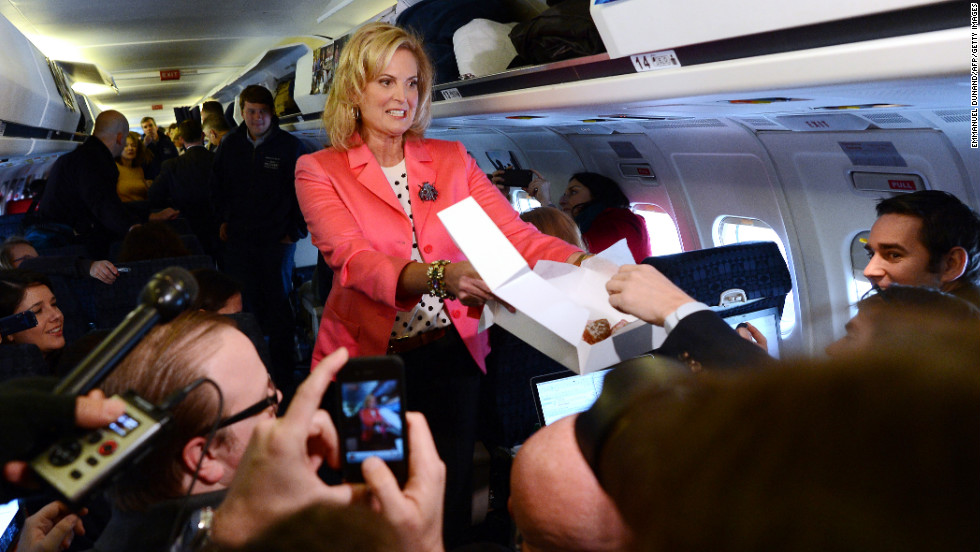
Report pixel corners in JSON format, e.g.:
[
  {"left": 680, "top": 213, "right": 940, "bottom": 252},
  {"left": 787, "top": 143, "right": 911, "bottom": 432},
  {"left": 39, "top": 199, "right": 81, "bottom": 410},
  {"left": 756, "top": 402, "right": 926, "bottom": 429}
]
[
  {"left": 934, "top": 109, "right": 972, "bottom": 124},
  {"left": 860, "top": 112, "right": 913, "bottom": 127},
  {"left": 735, "top": 117, "right": 783, "bottom": 130},
  {"left": 499, "top": 126, "right": 557, "bottom": 134},
  {"left": 640, "top": 119, "right": 725, "bottom": 129}
]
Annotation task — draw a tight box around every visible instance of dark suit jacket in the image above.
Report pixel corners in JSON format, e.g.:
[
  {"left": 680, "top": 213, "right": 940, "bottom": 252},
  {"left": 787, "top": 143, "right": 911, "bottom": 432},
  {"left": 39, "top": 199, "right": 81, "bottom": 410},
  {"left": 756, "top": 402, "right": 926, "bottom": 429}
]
[
  {"left": 148, "top": 145, "right": 217, "bottom": 254},
  {"left": 142, "top": 133, "right": 179, "bottom": 180},
  {"left": 657, "top": 309, "right": 774, "bottom": 371},
  {"left": 38, "top": 137, "right": 139, "bottom": 239}
]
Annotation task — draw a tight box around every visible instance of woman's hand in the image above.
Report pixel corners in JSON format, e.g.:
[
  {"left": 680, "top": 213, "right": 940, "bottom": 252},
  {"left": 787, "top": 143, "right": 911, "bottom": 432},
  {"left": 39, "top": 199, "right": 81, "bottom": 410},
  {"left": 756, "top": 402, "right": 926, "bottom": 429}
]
[
  {"left": 443, "top": 261, "right": 494, "bottom": 308},
  {"left": 525, "top": 170, "right": 551, "bottom": 204}
]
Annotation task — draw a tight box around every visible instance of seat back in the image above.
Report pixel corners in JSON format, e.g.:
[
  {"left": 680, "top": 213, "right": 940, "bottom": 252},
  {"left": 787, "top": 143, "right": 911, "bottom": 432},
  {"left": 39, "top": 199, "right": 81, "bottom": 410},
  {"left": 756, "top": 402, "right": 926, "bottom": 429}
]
[
  {"left": 76, "top": 255, "right": 215, "bottom": 330},
  {"left": 643, "top": 241, "right": 792, "bottom": 320},
  {"left": 0, "top": 343, "right": 48, "bottom": 382},
  {"left": 0, "top": 213, "right": 27, "bottom": 239}
]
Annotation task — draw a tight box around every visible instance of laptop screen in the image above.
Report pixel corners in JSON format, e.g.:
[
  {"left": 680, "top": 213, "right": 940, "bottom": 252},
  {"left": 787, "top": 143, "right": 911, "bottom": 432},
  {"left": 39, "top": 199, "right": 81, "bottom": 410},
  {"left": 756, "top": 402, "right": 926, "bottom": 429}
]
[
  {"left": 720, "top": 306, "right": 780, "bottom": 358},
  {"left": 531, "top": 368, "right": 613, "bottom": 427}
]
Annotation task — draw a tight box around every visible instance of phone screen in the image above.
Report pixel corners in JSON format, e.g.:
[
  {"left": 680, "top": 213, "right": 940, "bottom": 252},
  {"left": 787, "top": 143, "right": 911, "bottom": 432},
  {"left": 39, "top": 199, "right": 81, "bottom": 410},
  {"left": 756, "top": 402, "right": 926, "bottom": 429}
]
[
  {"left": 0, "top": 499, "right": 25, "bottom": 550},
  {"left": 334, "top": 356, "right": 408, "bottom": 483}
]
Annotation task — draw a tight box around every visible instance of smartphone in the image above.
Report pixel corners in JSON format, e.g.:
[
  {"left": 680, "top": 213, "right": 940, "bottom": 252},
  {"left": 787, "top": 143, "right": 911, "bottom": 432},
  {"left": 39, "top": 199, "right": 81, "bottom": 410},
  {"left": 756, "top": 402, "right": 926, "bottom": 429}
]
[
  {"left": 0, "top": 310, "right": 37, "bottom": 338},
  {"left": 0, "top": 499, "right": 25, "bottom": 549},
  {"left": 331, "top": 356, "right": 408, "bottom": 484},
  {"left": 500, "top": 169, "right": 533, "bottom": 189}
]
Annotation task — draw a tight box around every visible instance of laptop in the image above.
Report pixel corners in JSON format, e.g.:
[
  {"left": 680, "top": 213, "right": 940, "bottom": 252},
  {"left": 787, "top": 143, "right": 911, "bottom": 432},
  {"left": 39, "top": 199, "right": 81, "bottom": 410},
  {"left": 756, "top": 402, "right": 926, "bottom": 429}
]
[
  {"left": 530, "top": 368, "right": 613, "bottom": 427},
  {"left": 720, "top": 305, "right": 781, "bottom": 358}
]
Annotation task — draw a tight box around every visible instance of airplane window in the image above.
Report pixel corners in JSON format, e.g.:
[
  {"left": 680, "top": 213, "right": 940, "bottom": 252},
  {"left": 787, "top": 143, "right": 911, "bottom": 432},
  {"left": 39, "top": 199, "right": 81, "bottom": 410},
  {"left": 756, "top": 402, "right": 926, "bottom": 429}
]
[
  {"left": 849, "top": 231, "right": 873, "bottom": 309},
  {"left": 713, "top": 215, "right": 796, "bottom": 337},
  {"left": 631, "top": 203, "right": 682, "bottom": 256},
  {"left": 512, "top": 189, "right": 541, "bottom": 213}
]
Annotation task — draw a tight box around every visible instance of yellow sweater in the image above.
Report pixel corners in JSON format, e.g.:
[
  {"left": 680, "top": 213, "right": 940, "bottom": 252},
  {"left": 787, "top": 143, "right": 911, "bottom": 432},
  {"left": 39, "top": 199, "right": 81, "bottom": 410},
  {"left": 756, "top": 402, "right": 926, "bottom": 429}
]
[{"left": 116, "top": 163, "right": 149, "bottom": 202}]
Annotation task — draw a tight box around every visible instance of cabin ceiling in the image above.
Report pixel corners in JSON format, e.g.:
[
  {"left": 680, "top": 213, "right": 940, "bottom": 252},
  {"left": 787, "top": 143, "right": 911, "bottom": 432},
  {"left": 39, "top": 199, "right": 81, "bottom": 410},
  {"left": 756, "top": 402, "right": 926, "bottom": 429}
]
[{"left": 0, "top": 0, "right": 394, "bottom": 126}]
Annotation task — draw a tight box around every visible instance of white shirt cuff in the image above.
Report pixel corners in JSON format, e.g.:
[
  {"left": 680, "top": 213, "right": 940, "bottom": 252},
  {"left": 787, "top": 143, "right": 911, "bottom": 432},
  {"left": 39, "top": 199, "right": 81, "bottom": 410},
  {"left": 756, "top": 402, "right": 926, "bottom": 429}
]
[{"left": 663, "top": 302, "right": 710, "bottom": 335}]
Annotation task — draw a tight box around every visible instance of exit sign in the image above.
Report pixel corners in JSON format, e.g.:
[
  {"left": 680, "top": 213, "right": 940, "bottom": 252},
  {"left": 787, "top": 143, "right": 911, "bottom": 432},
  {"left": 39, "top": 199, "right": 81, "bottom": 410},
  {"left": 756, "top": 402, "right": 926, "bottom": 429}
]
[{"left": 160, "top": 69, "right": 180, "bottom": 81}]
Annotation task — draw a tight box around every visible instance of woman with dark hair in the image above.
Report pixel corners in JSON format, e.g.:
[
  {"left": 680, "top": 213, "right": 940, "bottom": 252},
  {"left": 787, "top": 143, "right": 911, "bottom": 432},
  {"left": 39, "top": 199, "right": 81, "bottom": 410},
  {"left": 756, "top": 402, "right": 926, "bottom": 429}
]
[
  {"left": 0, "top": 270, "right": 65, "bottom": 359},
  {"left": 559, "top": 172, "right": 652, "bottom": 263},
  {"left": 116, "top": 131, "right": 153, "bottom": 202}
]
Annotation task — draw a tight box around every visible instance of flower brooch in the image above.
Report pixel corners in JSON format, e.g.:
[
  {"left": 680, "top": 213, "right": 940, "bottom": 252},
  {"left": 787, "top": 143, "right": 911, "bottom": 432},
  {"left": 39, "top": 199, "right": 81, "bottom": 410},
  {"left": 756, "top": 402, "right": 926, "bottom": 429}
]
[{"left": 418, "top": 182, "right": 438, "bottom": 202}]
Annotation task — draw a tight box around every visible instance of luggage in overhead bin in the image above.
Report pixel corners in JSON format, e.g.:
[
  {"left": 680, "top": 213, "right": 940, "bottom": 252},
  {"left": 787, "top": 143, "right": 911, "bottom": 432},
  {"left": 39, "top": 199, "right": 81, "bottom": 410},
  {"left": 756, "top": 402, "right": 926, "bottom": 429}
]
[
  {"left": 643, "top": 241, "right": 793, "bottom": 320},
  {"left": 397, "top": 0, "right": 517, "bottom": 84},
  {"left": 508, "top": 0, "right": 606, "bottom": 67}
]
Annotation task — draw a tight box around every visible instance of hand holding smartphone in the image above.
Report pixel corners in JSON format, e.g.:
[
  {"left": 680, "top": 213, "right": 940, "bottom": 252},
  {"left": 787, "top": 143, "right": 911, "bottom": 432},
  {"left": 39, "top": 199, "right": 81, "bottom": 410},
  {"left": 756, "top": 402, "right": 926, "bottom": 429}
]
[
  {"left": 331, "top": 356, "right": 408, "bottom": 484},
  {"left": 500, "top": 169, "right": 534, "bottom": 189},
  {"left": 0, "top": 310, "right": 37, "bottom": 339}
]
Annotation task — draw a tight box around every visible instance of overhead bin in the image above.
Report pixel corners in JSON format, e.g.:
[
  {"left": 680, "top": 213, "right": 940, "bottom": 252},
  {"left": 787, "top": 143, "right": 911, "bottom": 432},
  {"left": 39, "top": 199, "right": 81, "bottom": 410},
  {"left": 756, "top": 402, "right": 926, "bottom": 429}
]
[
  {"left": 0, "top": 13, "right": 82, "bottom": 159},
  {"left": 429, "top": 2, "right": 967, "bottom": 122},
  {"left": 590, "top": 0, "right": 950, "bottom": 58}
]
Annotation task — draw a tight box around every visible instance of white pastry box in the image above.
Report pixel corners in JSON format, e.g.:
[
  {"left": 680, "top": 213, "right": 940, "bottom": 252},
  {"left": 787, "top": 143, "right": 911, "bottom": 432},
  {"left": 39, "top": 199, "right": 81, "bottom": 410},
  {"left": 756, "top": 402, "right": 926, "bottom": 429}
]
[{"left": 439, "top": 197, "right": 667, "bottom": 374}]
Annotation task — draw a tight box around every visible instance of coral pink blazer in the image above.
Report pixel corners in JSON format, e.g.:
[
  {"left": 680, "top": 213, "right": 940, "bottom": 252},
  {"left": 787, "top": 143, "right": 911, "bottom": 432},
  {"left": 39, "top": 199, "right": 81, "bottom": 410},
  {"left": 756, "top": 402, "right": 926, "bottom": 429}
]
[{"left": 295, "top": 138, "right": 580, "bottom": 371}]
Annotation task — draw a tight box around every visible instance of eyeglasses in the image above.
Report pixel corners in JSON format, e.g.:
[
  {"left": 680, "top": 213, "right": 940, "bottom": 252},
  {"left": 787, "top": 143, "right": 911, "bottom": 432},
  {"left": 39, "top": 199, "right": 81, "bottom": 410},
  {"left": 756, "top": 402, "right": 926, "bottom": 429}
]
[{"left": 215, "top": 377, "right": 279, "bottom": 430}]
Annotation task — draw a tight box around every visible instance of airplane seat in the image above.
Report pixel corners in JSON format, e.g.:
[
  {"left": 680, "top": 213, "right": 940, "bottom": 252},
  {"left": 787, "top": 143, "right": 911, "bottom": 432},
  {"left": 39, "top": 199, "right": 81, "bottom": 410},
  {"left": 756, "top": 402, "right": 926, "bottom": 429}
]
[
  {"left": 107, "top": 233, "right": 205, "bottom": 261},
  {"left": 177, "top": 234, "right": 205, "bottom": 255},
  {"left": 35, "top": 244, "right": 88, "bottom": 258},
  {"left": 75, "top": 255, "right": 215, "bottom": 330},
  {"left": 0, "top": 212, "right": 27, "bottom": 239},
  {"left": 642, "top": 241, "right": 793, "bottom": 320},
  {"left": 0, "top": 343, "right": 48, "bottom": 382},
  {"left": 163, "top": 218, "right": 193, "bottom": 235},
  {"left": 296, "top": 255, "right": 332, "bottom": 350}
]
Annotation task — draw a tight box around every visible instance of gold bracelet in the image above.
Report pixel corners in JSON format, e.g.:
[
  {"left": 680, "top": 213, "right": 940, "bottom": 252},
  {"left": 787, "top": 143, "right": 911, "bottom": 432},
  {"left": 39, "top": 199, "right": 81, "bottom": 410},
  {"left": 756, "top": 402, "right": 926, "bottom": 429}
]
[
  {"left": 573, "top": 253, "right": 594, "bottom": 267},
  {"left": 426, "top": 260, "right": 455, "bottom": 299}
]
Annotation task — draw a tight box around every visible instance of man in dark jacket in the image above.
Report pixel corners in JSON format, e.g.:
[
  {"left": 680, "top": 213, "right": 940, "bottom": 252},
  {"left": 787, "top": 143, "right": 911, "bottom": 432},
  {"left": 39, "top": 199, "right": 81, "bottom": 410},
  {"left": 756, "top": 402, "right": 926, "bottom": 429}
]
[
  {"left": 211, "top": 85, "right": 308, "bottom": 385},
  {"left": 35, "top": 111, "right": 177, "bottom": 258},
  {"left": 149, "top": 118, "right": 217, "bottom": 255},
  {"left": 140, "top": 116, "right": 179, "bottom": 180}
]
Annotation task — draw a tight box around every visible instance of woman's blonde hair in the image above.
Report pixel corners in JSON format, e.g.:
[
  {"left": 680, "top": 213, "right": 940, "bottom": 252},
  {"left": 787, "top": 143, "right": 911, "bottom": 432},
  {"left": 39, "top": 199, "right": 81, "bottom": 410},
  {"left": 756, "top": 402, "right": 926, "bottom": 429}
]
[
  {"left": 323, "top": 22, "right": 434, "bottom": 150},
  {"left": 521, "top": 207, "right": 587, "bottom": 250}
]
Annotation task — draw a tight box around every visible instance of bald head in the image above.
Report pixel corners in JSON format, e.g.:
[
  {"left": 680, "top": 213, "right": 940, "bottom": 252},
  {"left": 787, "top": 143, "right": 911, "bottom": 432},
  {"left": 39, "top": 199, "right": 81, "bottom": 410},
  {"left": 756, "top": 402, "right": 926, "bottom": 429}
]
[
  {"left": 93, "top": 110, "right": 130, "bottom": 157},
  {"left": 509, "top": 416, "right": 632, "bottom": 552}
]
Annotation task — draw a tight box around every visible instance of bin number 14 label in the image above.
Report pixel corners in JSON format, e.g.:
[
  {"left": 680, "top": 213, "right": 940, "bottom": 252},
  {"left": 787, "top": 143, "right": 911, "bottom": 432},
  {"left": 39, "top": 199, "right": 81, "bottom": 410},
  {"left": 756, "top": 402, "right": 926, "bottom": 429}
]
[{"left": 630, "top": 50, "right": 681, "bottom": 73}]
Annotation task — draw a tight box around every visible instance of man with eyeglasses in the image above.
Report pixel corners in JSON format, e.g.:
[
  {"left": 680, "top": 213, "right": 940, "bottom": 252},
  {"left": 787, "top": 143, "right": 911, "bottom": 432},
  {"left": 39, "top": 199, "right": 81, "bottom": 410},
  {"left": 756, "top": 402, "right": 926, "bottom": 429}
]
[{"left": 89, "top": 310, "right": 280, "bottom": 552}]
